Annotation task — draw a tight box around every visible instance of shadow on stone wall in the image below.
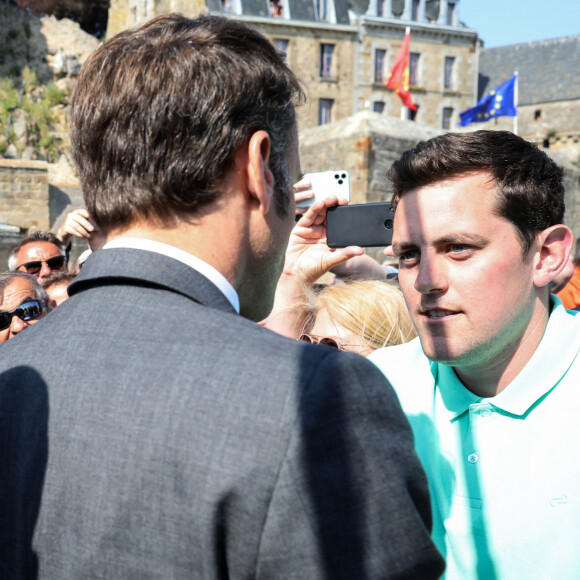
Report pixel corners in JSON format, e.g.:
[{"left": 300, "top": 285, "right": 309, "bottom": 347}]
[
  {"left": 49, "top": 184, "right": 71, "bottom": 226},
  {"left": 0, "top": 226, "right": 23, "bottom": 272},
  {"left": 0, "top": 3, "right": 51, "bottom": 81}
]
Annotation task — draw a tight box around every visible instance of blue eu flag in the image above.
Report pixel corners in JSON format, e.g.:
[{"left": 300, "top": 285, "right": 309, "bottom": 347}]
[{"left": 458, "top": 75, "right": 517, "bottom": 126}]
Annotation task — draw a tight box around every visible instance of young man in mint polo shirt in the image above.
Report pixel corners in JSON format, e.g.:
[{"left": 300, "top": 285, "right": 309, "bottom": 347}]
[{"left": 369, "top": 130, "right": 579, "bottom": 579}]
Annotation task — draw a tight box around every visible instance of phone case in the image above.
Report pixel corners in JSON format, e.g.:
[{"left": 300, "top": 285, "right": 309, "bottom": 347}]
[
  {"left": 326, "top": 202, "right": 394, "bottom": 248},
  {"left": 296, "top": 170, "right": 351, "bottom": 208}
]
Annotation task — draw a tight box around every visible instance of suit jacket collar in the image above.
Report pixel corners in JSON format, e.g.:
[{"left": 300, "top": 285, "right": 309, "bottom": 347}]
[{"left": 68, "top": 248, "right": 237, "bottom": 315}]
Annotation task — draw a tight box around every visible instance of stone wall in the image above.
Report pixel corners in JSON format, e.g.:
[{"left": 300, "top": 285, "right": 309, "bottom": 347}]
[
  {"left": 0, "top": 159, "right": 50, "bottom": 231},
  {"left": 0, "top": 158, "right": 49, "bottom": 268},
  {"left": 0, "top": 2, "right": 50, "bottom": 79},
  {"left": 0, "top": 2, "right": 100, "bottom": 81}
]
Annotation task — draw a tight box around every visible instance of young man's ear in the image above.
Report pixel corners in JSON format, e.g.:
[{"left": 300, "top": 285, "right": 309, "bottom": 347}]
[
  {"left": 245, "top": 130, "right": 274, "bottom": 214},
  {"left": 533, "top": 224, "right": 574, "bottom": 288}
]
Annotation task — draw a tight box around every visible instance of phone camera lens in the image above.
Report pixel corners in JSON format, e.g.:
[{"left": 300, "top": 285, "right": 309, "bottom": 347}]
[
  {"left": 338, "top": 180, "right": 343, "bottom": 184},
  {"left": 341, "top": 173, "right": 346, "bottom": 178},
  {"left": 384, "top": 219, "right": 393, "bottom": 229},
  {"left": 334, "top": 174, "right": 340, "bottom": 179}
]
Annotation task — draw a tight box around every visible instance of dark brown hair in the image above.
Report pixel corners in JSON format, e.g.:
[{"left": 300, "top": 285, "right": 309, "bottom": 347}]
[
  {"left": 387, "top": 130, "right": 565, "bottom": 254},
  {"left": 71, "top": 14, "right": 304, "bottom": 231}
]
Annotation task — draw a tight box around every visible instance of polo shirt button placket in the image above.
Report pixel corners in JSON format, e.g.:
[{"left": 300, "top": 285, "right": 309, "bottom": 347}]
[{"left": 467, "top": 452, "right": 479, "bottom": 464}]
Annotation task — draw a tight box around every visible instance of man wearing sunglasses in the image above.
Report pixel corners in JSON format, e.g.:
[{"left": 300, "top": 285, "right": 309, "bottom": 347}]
[
  {"left": 0, "top": 271, "right": 49, "bottom": 343},
  {"left": 8, "top": 231, "right": 68, "bottom": 280}
]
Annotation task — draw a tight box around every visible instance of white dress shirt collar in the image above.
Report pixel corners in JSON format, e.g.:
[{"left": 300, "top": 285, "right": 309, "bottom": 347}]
[{"left": 102, "top": 238, "right": 240, "bottom": 313}]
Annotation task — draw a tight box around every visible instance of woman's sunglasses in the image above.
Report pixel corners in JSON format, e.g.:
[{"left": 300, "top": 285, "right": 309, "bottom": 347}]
[{"left": 299, "top": 333, "right": 359, "bottom": 351}]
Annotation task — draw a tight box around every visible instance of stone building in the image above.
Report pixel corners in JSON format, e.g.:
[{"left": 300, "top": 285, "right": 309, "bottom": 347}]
[
  {"left": 476, "top": 35, "right": 580, "bottom": 164},
  {"left": 107, "top": 0, "right": 480, "bottom": 132}
]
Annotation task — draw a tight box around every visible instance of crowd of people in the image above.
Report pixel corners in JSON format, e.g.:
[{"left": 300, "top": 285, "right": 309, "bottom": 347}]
[{"left": 1, "top": 12, "right": 579, "bottom": 580}]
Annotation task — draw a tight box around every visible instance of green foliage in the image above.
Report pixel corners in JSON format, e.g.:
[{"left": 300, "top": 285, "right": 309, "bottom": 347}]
[
  {"left": 44, "top": 84, "right": 67, "bottom": 107},
  {"left": 0, "top": 78, "right": 19, "bottom": 116},
  {"left": 21, "top": 67, "right": 38, "bottom": 92},
  {"left": 23, "top": 96, "right": 54, "bottom": 125},
  {"left": 0, "top": 73, "right": 70, "bottom": 162},
  {"left": 7, "top": 29, "right": 18, "bottom": 41}
]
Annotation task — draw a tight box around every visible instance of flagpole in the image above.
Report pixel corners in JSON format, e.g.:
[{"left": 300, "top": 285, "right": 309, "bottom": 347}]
[
  {"left": 401, "top": 27, "right": 410, "bottom": 121},
  {"left": 513, "top": 71, "right": 519, "bottom": 135}
]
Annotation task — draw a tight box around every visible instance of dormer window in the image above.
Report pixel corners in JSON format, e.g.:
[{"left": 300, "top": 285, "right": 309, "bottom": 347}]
[
  {"left": 411, "top": 0, "right": 420, "bottom": 21},
  {"left": 316, "top": 0, "right": 336, "bottom": 22},
  {"left": 447, "top": 2, "right": 456, "bottom": 25}
]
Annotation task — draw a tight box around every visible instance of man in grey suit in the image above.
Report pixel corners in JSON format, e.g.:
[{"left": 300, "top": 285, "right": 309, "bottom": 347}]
[{"left": 0, "top": 14, "right": 444, "bottom": 579}]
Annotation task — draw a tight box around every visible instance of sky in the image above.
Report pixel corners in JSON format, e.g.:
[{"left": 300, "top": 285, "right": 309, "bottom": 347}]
[{"left": 459, "top": 0, "right": 580, "bottom": 48}]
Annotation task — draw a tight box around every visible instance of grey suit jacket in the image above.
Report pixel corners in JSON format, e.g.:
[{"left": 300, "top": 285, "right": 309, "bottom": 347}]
[{"left": 0, "top": 248, "right": 444, "bottom": 579}]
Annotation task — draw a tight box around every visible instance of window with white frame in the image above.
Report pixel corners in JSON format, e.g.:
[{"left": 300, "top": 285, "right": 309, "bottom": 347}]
[
  {"left": 377, "top": 0, "right": 387, "bottom": 17},
  {"left": 374, "top": 49, "right": 386, "bottom": 83},
  {"left": 409, "top": 53, "right": 420, "bottom": 86},
  {"left": 320, "top": 44, "right": 335, "bottom": 78},
  {"left": 319, "top": 99, "right": 334, "bottom": 125},
  {"left": 442, "top": 107, "right": 453, "bottom": 129},
  {"left": 444, "top": 56, "right": 455, "bottom": 90}
]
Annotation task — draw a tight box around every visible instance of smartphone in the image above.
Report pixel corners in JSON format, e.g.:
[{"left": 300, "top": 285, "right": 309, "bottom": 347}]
[
  {"left": 326, "top": 202, "right": 395, "bottom": 248},
  {"left": 296, "top": 170, "right": 351, "bottom": 208}
]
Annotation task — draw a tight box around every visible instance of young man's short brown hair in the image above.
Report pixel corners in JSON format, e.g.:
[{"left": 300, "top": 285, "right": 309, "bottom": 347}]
[
  {"left": 71, "top": 14, "right": 304, "bottom": 232},
  {"left": 387, "top": 130, "right": 565, "bottom": 254}
]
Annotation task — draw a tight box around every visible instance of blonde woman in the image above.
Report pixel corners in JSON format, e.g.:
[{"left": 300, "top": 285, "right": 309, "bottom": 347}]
[{"left": 302, "top": 279, "right": 416, "bottom": 356}]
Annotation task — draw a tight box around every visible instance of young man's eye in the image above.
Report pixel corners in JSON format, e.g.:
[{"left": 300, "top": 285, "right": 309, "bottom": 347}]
[
  {"left": 448, "top": 244, "right": 475, "bottom": 257},
  {"left": 399, "top": 250, "right": 419, "bottom": 263}
]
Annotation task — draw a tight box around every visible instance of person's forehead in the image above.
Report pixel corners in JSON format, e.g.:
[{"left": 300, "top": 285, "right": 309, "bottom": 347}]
[
  {"left": 395, "top": 173, "right": 502, "bottom": 236},
  {"left": 0, "top": 277, "right": 37, "bottom": 311},
  {"left": 16, "top": 241, "right": 64, "bottom": 262}
]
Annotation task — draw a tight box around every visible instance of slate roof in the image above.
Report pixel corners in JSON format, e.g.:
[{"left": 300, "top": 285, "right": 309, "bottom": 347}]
[
  {"left": 207, "top": 0, "right": 354, "bottom": 24},
  {"left": 478, "top": 35, "right": 580, "bottom": 106}
]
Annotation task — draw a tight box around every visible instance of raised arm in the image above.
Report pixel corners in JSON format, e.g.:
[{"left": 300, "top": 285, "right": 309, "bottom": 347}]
[{"left": 262, "top": 183, "right": 363, "bottom": 337}]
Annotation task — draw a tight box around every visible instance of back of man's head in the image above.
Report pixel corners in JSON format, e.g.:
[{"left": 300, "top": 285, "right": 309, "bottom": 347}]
[
  {"left": 387, "top": 130, "right": 565, "bottom": 255},
  {"left": 71, "top": 14, "right": 304, "bottom": 233}
]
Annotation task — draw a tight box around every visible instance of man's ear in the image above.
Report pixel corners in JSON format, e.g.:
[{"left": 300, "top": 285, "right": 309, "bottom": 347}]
[
  {"left": 246, "top": 130, "right": 274, "bottom": 215},
  {"left": 533, "top": 224, "right": 574, "bottom": 288}
]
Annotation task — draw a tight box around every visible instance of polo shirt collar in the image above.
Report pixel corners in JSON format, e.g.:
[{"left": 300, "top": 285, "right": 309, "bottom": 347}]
[{"left": 436, "top": 297, "right": 580, "bottom": 420}]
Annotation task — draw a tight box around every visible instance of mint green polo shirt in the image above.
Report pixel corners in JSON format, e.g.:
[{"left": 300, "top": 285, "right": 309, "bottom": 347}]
[{"left": 369, "top": 298, "right": 580, "bottom": 579}]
